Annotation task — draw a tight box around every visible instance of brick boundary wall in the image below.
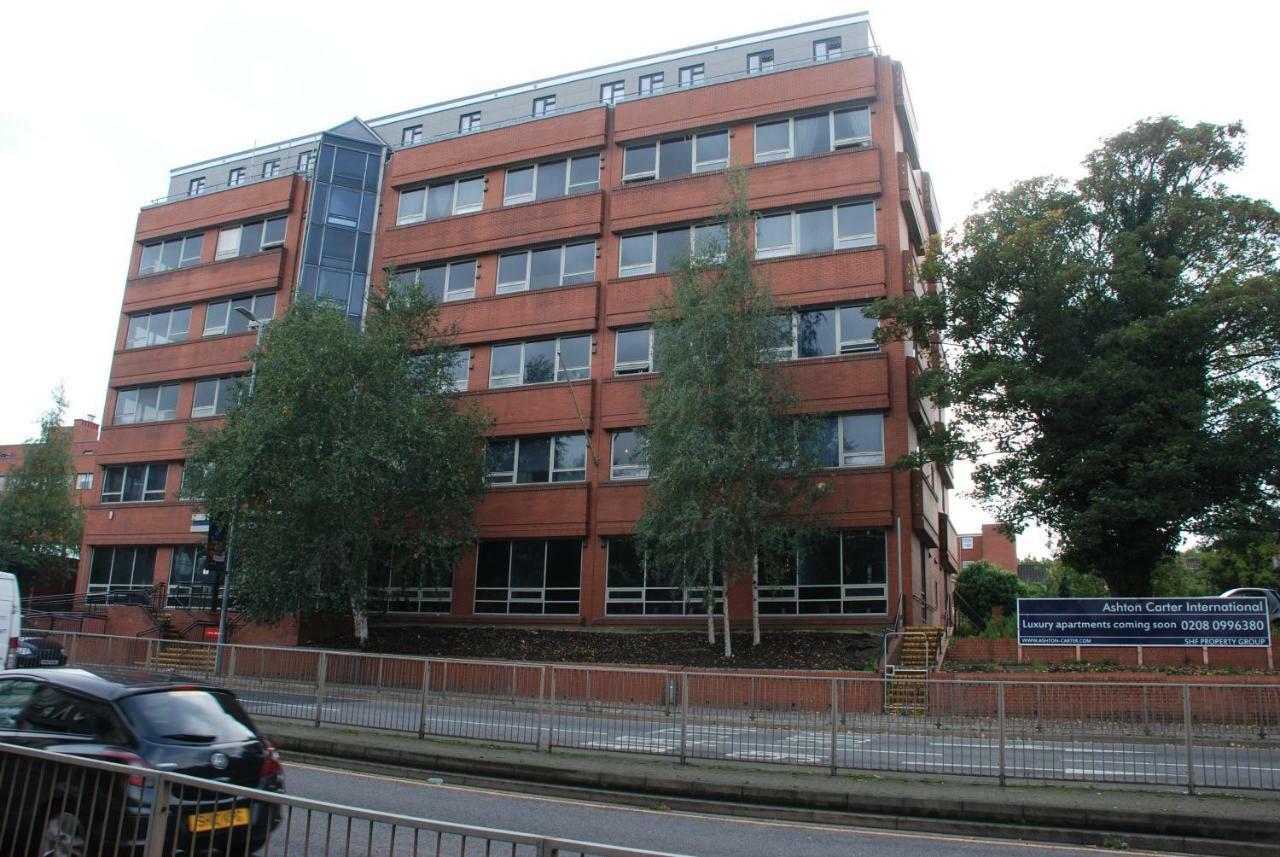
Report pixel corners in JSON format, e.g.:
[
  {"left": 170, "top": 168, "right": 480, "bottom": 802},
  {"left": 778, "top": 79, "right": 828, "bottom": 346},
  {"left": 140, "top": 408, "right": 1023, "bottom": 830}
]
[{"left": 946, "top": 636, "right": 1278, "bottom": 671}]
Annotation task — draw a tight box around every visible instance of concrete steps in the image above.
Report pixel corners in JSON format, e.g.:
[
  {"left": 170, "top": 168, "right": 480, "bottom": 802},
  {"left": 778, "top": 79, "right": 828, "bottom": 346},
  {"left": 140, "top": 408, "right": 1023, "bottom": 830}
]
[{"left": 886, "top": 625, "right": 945, "bottom": 715}]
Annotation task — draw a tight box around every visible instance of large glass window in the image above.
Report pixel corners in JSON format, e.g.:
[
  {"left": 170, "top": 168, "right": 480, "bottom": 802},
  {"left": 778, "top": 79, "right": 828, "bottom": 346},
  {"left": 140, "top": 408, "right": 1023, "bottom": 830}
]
[
  {"left": 618, "top": 223, "right": 725, "bottom": 277},
  {"left": 486, "top": 434, "right": 587, "bottom": 485},
  {"left": 770, "top": 304, "right": 878, "bottom": 359},
  {"left": 138, "top": 234, "right": 203, "bottom": 275},
  {"left": 489, "top": 335, "right": 591, "bottom": 387},
  {"left": 754, "top": 107, "right": 871, "bottom": 163},
  {"left": 397, "top": 176, "right": 484, "bottom": 225},
  {"left": 475, "top": 539, "right": 581, "bottom": 615},
  {"left": 113, "top": 384, "right": 179, "bottom": 425},
  {"left": 605, "top": 537, "right": 722, "bottom": 616},
  {"left": 203, "top": 292, "right": 276, "bottom": 337},
  {"left": 815, "top": 413, "right": 885, "bottom": 468},
  {"left": 610, "top": 430, "right": 647, "bottom": 479},
  {"left": 101, "top": 464, "right": 167, "bottom": 503},
  {"left": 759, "top": 530, "right": 887, "bottom": 615},
  {"left": 394, "top": 259, "right": 477, "bottom": 303},
  {"left": 623, "top": 130, "right": 728, "bottom": 182},
  {"left": 504, "top": 154, "right": 599, "bottom": 205},
  {"left": 167, "top": 545, "right": 215, "bottom": 609},
  {"left": 215, "top": 216, "right": 287, "bottom": 260},
  {"left": 126, "top": 307, "right": 190, "bottom": 349},
  {"left": 88, "top": 546, "right": 156, "bottom": 598},
  {"left": 368, "top": 563, "right": 452, "bottom": 614},
  {"left": 755, "top": 202, "right": 876, "bottom": 259},
  {"left": 614, "top": 327, "right": 654, "bottom": 375},
  {"left": 496, "top": 242, "right": 595, "bottom": 293},
  {"left": 192, "top": 377, "right": 241, "bottom": 418}
]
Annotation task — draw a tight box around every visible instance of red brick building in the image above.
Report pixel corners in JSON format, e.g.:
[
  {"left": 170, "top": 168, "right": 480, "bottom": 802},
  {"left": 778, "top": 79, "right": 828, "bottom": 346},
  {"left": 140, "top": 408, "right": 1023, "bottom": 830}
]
[
  {"left": 79, "top": 14, "right": 959, "bottom": 643},
  {"left": 958, "top": 524, "right": 1018, "bottom": 574}
]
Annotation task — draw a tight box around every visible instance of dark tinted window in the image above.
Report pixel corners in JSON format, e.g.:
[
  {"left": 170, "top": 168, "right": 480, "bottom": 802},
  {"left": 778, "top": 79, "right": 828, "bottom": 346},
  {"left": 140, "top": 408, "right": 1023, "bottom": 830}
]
[
  {"left": 120, "top": 690, "right": 256, "bottom": 744},
  {"left": 21, "top": 685, "right": 127, "bottom": 741},
  {"left": 0, "top": 679, "right": 38, "bottom": 728}
]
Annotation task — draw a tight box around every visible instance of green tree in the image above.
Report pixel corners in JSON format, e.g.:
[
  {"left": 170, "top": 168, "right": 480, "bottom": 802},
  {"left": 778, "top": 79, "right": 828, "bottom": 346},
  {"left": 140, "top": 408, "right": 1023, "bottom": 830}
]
[
  {"left": 1199, "top": 530, "right": 1280, "bottom": 592},
  {"left": 635, "top": 171, "right": 828, "bottom": 656},
  {"left": 878, "top": 118, "right": 1280, "bottom": 596},
  {"left": 0, "top": 389, "right": 84, "bottom": 589},
  {"left": 954, "top": 560, "right": 1025, "bottom": 625},
  {"left": 185, "top": 290, "right": 490, "bottom": 644},
  {"left": 1041, "top": 558, "right": 1110, "bottom": 598}
]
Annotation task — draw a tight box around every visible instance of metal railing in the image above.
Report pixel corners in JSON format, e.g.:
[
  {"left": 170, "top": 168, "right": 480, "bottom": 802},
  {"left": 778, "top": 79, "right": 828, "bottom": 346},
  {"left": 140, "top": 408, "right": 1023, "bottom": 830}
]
[
  {"left": 0, "top": 742, "right": 691, "bottom": 857},
  {"left": 34, "top": 631, "right": 1280, "bottom": 793}
]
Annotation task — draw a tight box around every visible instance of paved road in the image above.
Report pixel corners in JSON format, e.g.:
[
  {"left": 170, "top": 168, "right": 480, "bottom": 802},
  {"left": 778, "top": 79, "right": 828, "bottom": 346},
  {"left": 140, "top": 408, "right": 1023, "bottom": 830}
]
[
  {"left": 224, "top": 682, "right": 1280, "bottom": 791},
  {"left": 275, "top": 761, "right": 1150, "bottom": 857}
]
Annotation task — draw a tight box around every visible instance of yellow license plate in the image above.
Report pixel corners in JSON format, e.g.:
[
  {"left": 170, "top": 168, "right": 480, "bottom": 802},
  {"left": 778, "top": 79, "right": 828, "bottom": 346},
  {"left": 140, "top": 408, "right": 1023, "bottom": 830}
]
[{"left": 187, "top": 807, "right": 250, "bottom": 833}]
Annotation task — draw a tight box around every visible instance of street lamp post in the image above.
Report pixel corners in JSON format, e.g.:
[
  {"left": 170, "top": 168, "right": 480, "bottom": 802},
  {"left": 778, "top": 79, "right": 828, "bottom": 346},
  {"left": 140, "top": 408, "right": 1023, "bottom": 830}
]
[{"left": 214, "top": 307, "right": 264, "bottom": 674}]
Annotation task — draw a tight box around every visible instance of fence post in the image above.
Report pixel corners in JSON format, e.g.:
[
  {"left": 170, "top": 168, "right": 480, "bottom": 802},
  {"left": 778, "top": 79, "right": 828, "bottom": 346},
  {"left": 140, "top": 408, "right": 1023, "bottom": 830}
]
[
  {"left": 997, "top": 682, "right": 1007, "bottom": 787},
  {"left": 1183, "top": 684, "right": 1196, "bottom": 795},
  {"left": 228, "top": 646, "right": 237, "bottom": 680},
  {"left": 534, "top": 666, "right": 546, "bottom": 750},
  {"left": 143, "top": 774, "right": 173, "bottom": 857},
  {"left": 1258, "top": 687, "right": 1268, "bottom": 740},
  {"left": 417, "top": 660, "right": 432, "bottom": 739},
  {"left": 68, "top": 633, "right": 79, "bottom": 666},
  {"left": 1034, "top": 684, "right": 1042, "bottom": 733},
  {"left": 106, "top": 636, "right": 113, "bottom": 666},
  {"left": 144, "top": 638, "right": 155, "bottom": 671},
  {"left": 679, "top": 672, "right": 689, "bottom": 765},
  {"left": 548, "top": 668, "right": 557, "bottom": 753},
  {"left": 511, "top": 664, "right": 518, "bottom": 707},
  {"left": 585, "top": 670, "right": 593, "bottom": 713},
  {"left": 749, "top": 676, "right": 756, "bottom": 722},
  {"left": 829, "top": 678, "right": 839, "bottom": 776},
  {"left": 314, "top": 652, "right": 328, "bottom": 728},
  {"left": 442, "top": 661, "right": 450, "bottom": 700}
]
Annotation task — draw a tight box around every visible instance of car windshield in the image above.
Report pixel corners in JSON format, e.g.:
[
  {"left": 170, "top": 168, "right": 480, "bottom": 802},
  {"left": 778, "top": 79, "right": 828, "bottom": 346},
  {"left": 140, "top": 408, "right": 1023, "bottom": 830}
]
[{"left": 120, "top": 689, "right": 257, "bottom": 744}]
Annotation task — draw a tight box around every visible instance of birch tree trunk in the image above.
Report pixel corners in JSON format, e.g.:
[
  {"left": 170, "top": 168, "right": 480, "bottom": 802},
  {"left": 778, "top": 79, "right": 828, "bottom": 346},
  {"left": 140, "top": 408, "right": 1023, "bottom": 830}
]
[
  {"left": 351, "top": 594, "right": 369, "bottom": 647},
  {"left": 705, "top": 565, "right": 716, "bottom": 644},
  {"left": 721, "top": 565, "right": 733, "bottom": 658},
  {"left": 751, "top": 551, "right": 761, "bottom": 647}
]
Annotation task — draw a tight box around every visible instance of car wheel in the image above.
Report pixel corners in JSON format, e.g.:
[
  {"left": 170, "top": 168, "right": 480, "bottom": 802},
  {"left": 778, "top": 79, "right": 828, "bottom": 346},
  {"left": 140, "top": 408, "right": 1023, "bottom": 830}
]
[{"left": 39, "top": 810, "right": 87, "bottom": 857}]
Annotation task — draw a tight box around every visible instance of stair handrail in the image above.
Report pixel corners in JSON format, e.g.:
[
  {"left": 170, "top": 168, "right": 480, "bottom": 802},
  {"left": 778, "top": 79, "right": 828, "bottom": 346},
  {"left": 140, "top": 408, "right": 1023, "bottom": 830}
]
[{"left": 882, "top": 630, "right": 931, "bottom": 675}]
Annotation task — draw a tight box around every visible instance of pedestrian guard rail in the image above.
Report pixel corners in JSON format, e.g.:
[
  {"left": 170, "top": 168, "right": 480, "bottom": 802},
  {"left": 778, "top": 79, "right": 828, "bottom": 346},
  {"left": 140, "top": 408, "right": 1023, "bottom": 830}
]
[
  {"left": 0, "top": 742, "right": 693, "bottom": 857},
  {"left": 22, "top": 631, "right": 1280, "bottom": 793}
]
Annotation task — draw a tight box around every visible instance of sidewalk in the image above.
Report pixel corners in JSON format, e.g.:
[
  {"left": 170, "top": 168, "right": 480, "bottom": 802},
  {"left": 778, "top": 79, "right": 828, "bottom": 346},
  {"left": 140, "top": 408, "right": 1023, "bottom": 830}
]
[{"left": 259, "top": 715, "right": 1280, "bottom": 856}]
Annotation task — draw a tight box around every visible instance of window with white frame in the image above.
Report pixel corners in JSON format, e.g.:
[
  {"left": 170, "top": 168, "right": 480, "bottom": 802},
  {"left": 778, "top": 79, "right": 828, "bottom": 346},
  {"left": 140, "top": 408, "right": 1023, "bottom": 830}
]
[
  {"left": 610, "top": 429, "right": 647, "bottom": 479},
  {"left": 496, "top": 242, "right": 595, "bottom": 293},
  {"left": 396, "top": 176, "right": 485, "bottom": 224},
  {"left": 486, "top": 434, "right": 588, "bottom": 485},
  {"left": 768, "top": 305, "right": 878, "bottom": 360},
  {"left": 0, "top": 476, "right": 6, "bottom": 493},
  {"left": 678, "top": 64, "right": 704, "bottom": 87},
  {"left": 297, "top": 150, "right": 316, "bottom": 172},
  {"left": 755, "top": 202, "right": 876, "bottom": 259},
  {"left": 458, "top": 112, "right": 481, "bottom": 134},
  {"left": 532, "top": 95, "right": 556, "bottom": 116},
  {"left": 475, "top": 539, "right": 581, "bottom": 615},
  {"left": 503, "top": 154, "right": 599, "bottom": 205},
  {"left": 754, "top": 107, "right": 871, "bottom": 163},
  {"left": 813, "top": 37, "right": 842, "bottom": 62},
  {"left": 138, "top": 234, "right": 203, "bottom": 275},
  {"left": 489, "top": 335, "right": 591, "bottom": 387},
  {"left": 75, "top": 473, "right": 93, "bottom": 490},
  {"left": 614, "top": 327, "right": 654, "bottom": 375},
  {"left": 638, "top": 72, "right": 664, "bottom": 95},
  {"left": 261, "top": 159, "right": 280, "bottom": 179},
  {"left": 392, "top": 259, "right": 477, "bottom": 303},
  {"left": 401, "top": 125, "right": 423, "bottom": 146},
  {"left": 192, "top": 377, "right": 241, "bottom": 418},
  {"left": 449, "top": 350, "right": 470, "bottom": 391},
  {"left": 622, "top": 130, "right": 729, "bottom": 182},
  {"left": 188, "top": 177, "right": 206, "bottom": 196},
  {"left": 227, "top": 167, "right": 246, "bottom": 187},
  {"left": 88, "top": 546, "right": 156, "bottom": 597},
  {"left": 204, "top": 293, "right": 276, "bottom": 337},
  {"left": 113, "top": 384, "right": 179, "bottom": 425},
  {"left": 100, "top": 463, "right": 167, "bottom": 503},
  {"left": 215, "top": 216, "right": 287, "bottom": 260},
  {"left": 961, "top": 536, "right": 974, "bottom": 550},
  {"left": 747, "top": 50, "right": 774, "bottom": 74},
  {"left": 605, "top": 537, "right": 723, "bottom": 616},
  {"left": 368, "top": 564, "right": 452, "bottom": 614},
  {"left": 618, "top": 223, "right": 725, "bottom": 277},
  {"left": 816, "top": 413, "right": 884, "bottom": 467},
  {"left": 759, "top": 529, "right": 887, "bottom": 615},
  {"left": 126, "top": 307, "right": 191, "bottom": 349},
  {"left": 600, "top": 80, "right": 625, "bottom": 104}
]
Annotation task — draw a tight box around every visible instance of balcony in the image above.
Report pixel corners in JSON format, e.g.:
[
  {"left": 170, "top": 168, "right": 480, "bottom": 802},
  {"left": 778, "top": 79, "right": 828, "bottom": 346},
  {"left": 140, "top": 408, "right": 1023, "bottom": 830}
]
[
  {"left": 84, "top": 502, "right": 202, "bottom": 545},
  {"left": 441, "top": 282, "right": 598, "bottom": 344},
  {"left": 920, "top": 171, "right": 941, "bottom": 235},
  {"left": 905, "top": 355, "right": 941, "bottom": 429},
  {"left": 378, "top": 192, "right": 603, "bottom": 267},
  {"left": 600, "top": 376, "right": 653, "bottom": 429},
  {"left": 609, "top": 146, "right": 881, "bottom": 234},
  {"left": 892, "top": 61, "right": 920, "bottom": 169},
  {"left": 477, "top": 483, "right": 590, "bottom": 537},
  {"left": 810, "top": 468, "right": 894, "bottom": 527},
  {"left": 136, "top": 175, "right": 302, "bottom": 243},
  {"left": 613, "top": 56, "right": 879, "bottom": 144},
  {"left": 785, "top": 353, "right": 890, "bottom": 414},
  {"left": 389, "top": 109, "right": 608, "bottom": 187},
  {"left": 897, "top": 151, "right": 929, "bottom": 249},
  {"left": 902, "top": 250, "right": 931, "bottom": 298},
  {"left": 123, "top": 250, "right": 285, "bottom": 313},
  {"left": 910, "top": 469, "right": 940, "bottom": 548},
  {"left": 95, "top": 422, "right": 191, "bottom": 466},
  {"left": 109, "top": 332, "right": 255, "bottom": 388},
  {"left": 463, "top": 380, "right": 593, "bottom": 435},
  {"left": 939, "top": 510, "right": 961, "bottom": 574}
]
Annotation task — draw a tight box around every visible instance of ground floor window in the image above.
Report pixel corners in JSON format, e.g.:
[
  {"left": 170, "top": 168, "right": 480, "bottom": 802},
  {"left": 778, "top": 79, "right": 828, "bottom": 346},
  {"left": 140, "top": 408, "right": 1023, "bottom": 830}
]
[
  {"left": 605, "top": 537, "right": 723, "bottom": 616},
  {"left": 367, "top": 564, "right": 452, "bottom": 614},
  {"left": 88, "top": 546, "right": 156, "bottom": 599},
  {"left": 166, "top": 545, "right": 218, "bottom": 610},
  {"left": 475, "top": 539, "right": 581, "bottom": 615},
  {"left": 759, "top": 529, "right": 887, "bottom": 615}
]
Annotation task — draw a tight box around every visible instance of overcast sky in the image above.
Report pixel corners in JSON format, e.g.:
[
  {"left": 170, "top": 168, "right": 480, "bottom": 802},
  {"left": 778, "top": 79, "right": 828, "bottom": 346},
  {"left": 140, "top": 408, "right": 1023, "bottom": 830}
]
[{"left": 1, "top": 0, "right": 1274, "bottom": 558}]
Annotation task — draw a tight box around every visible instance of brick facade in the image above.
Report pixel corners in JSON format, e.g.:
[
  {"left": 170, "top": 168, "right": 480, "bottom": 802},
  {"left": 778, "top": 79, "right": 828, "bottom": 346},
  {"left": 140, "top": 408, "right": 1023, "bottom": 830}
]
[{"left": 959, "top": 523, "right": 1018, "bottom": 573}]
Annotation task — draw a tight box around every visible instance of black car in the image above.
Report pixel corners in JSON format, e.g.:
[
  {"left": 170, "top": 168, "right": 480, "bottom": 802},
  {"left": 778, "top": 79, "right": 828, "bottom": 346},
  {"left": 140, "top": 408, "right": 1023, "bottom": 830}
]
[
  {"left": 12, "top": 635, "right": 67, "bottom": 668},
  {"left": 0, "top": 667, "right": 284, "bottom": 856}
]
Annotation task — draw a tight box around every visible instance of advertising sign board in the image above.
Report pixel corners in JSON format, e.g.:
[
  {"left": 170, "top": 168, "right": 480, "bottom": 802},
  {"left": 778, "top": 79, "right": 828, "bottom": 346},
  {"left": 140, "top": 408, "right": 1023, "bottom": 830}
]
[{"left": 1017, "top": 597, "right": 1271, "bottom": 647}]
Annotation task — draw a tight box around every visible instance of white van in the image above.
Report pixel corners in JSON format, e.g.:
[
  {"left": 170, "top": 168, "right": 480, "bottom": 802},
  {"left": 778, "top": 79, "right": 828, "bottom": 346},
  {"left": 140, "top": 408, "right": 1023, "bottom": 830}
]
[{"left": 0, "top": 572, "right": 19, "bottom": 669}]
